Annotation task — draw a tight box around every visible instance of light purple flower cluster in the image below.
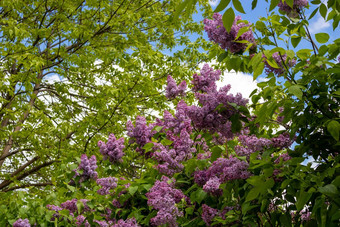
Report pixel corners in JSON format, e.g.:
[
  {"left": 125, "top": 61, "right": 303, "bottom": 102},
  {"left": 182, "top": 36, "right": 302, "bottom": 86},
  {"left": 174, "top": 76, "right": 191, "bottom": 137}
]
[
  {"left": 192, "top": 64, "right": 220, "bottom": 93},
  {"left": 274, "top": 152, "right": 292, "bottom": 164},
  {"left": 13, "top": 219, "right": 30, "bottom": 227},
  {"left": 300, "top": 210, "right": 311, "bottom": 222},
  {"left": 278, "top": 0, "right": 308, "bottom": 15},
  {"left": 166, "top": 75, "right": 187, "bottom": 99},
  {"left": 74, "top": 154, "right": 98, "bottom": 183},
  {"left": 96, "top": 177, "right": 118, "bottom": 195},
  {"left": 263, "top": 52, "right": 296, "bottom": 76},
  {"left": 187, "top": 65, "right": 248, "bottom": 140},
  {"left": 146, "top": 176, "right": 186, "bottom": 227},
  {"left": 271, "top": 133, "right": 294, "bottom": 149},
  {"left": 203, "top": 176, "right": 222, "bottom": 196},
  {"left": 277, "top": 107, "right": 285, "bottom": 122},
  {"left": 60, "top": 199, "right": 90, "bottom": 215},
  {"left": 112, "top": 218, "right": 140, "bottom": 227},
  {"left": 195, "top": 157, "right": 251, "bottom": 195},
  {"left": 75, "top": 215, "right": 90, "bottom": 227},
  {"left": 235, "top": 135, "right": 272, "bottom": 156},
  {"left": 204, "top": 13, "right": 256, "bottom": 54},
  {"left": 201, "top": 204, "right": 221, "bottom": 226},
  {"left": 98, "top": 134, "right": 125, "bottom": 163},
  {"left": 126, "top": 116, "right": 155, "bottom": 154}
]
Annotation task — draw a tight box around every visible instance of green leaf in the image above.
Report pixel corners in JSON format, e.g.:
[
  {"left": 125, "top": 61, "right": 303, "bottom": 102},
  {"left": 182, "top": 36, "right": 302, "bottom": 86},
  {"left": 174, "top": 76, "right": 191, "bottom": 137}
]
[
  {"left": 285, "top": 0, "right": 294, "bottom": 8},
  {"left": 217, "top": 52, "right": 228, "bottom": 62},
  {"left": 319, "top": 184, "right": 339, "bottom": 197},
  {"left": 251, "top": 0, "right": 258, "bottom": 9},
  {"left": 315, "top": 33, "right": 330, "bottom": 43},
  {"left": 253, "top": 62, "right": 264, "bottom": 80},
  {"left": 309, "top": 7, "right": 319, "bottom": 20},
  {"left": 246, "top": 187, "right": 261, "bottom": 201},
  {"left": 214, "top": 0, "right": 231, "bottom": 12},
  {"left": 269, "top": 0, "right": 280, "bottom": 11},
  {"left": 128, "top": 186, "right": 138, "bottom": 195},
  {"left": 161, "top": 138, "right": 173, "bottom": 146},
  {"left": 327, "top": 120, "right": 340, "bottom": 141},
  {"left": 210, "top": 146, "right": 223, "bottom": 162},
  {"left": 143, "top": 143, "right": 154, "bottom": 151},
  {"left": 291, "top": 36, "right": 301, "bottom": 48},
  {"left": 230, "top": 114, "right": 242, "bottom": 133},
  {"left": 232, "top": 0, "right": 245, "bottom": 13},
  {"left": 222, "top": 8, "right": 235, "bottom": 32},
  {"left": 288, "top": 85, "right": 303, "bottom": 100},
  {"left": 296, "top": 191, "right": 312, "bottom": 211},
  {"left": 172, "top": 0, "right": 193, "bottom": 20},
  {"left": 319, "top": 3, "right": 327, "bottom": 19}
]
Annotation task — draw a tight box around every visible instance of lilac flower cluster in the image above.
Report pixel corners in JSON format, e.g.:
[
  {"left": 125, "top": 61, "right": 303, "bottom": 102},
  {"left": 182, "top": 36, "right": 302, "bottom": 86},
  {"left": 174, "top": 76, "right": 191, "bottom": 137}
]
[
  {"left": 96, "top": 177, "right": 118, "bottom": 195},
  {"left": 98, "top": 134, "right": 125, "bottom": 163},
  {"left": 75, "top": 215, "right": 90, "bottom": 227},
  {"left": 204, "top": 13, "right": 256, "bottom": 54},
  {"left": 126, "top": 116, "right": 155, "bottom": 154},
  {"left": 192, "top": 64, "right": 220, "bottom": 93},
  {"left": 300, "top": 210, "right": 311, "bottom": 222},
  {"left": 13, "top": 219, "right": 30, "bottom": 227},
  {"left": 278, "top": 0, "right": 308, "bottom": 15},
  {"left": 271, "top": 133, "right": 293, "bottom": 149},
  {"left": 166, "top": 75, "right": 187, "bottom": 99},
  {"left": 195, "top": 157, "right": 251, "bottom": 195},
  {"left": 112, "top": 218, "right": 140, "bottom": 227},
  {"left": 274, "top": 152, "right": 292, "bottom": 164},
  {"left": 61, "top": 199, "right": 90, "bottom": 214},
  {"left": 263, "top": 52, "right": 296, "bottom": 75},
  {"left": 235, "top": 135, "right": 272, "bottom": 157},
  {"left": 146, "top": 176, "right": 186, "bottom": 227},
  {"left": 74, "top": 154, "right": 98, "bottom": 183},
  {"left": 187, "top": 65, "right": 248, "bottom": 140}
]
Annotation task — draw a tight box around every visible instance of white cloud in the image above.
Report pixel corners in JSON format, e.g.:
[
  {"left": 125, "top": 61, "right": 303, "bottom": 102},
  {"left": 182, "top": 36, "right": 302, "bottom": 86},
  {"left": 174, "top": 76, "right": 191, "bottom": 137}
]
[
  {"left": 308, "top": 16, "right": 330, "bottom": 34},
  {"left": 45, "top": 74, "right": 60, "bottom": 84},
  {"left": 217, "top": 70, "right": 259, "bottom": 102},
  {"left": 209, "top": 0, "right": 219, "bottom": 7}
]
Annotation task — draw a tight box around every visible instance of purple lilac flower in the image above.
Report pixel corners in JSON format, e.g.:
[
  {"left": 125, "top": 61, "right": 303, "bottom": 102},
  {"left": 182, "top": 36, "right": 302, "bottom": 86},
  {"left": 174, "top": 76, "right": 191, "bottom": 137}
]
[
  {"left": 300, "top": 210, "right": 311, "bottom": 222},
  {"left": 60, "top": 199, "right": 90, "bottom": 215},
  {"left": 277, "top": 107, "right": 285, "bottom": 122},
  {"left": 263, "top": 52, "right": 296, "bottom": 76},
  {"left": 74, "top": 154, "right": 98, "bottom": 183},
  {"left": 75, "top": 215, "right": 90, "bottom": 227},
  {"left": 278, "top": 0, "right": 308, "bottom": 16},
  {"left": 46, "top": 204, "right": 63, "bottom": 220},
  {"left": 13, "top": 219, "right": 30, "bottom": 227},
  {"left": 146, "top": 176, "right": 186, "bottom": 227},
  {"left": 112, "top": 218, "right": 140, "bottom": 227},
  {"left": 204, "top": 14, "right": 256, "bottom": 54},
  {"left": 98, "top": 134, "right": 125, "bottom": 163},
  {"left": 194, "top": 170, "right": 209, "bottom": 186},
  {"left": 192, "top": 64, "right": 220, "bottom": 93},
  {"left": 203, "top": 177, "right": 222, "bottom": 196},
  {"left": 235, "top": 135, "right": 272, "bottom": 156},
  {"left": 126, "top": 116, "right": 155, "bottom": 154},
  {"left": 201, "top": 204, "right": 220, "bottom": 226},
  {"left": 186, "top": 65, "right": 248, "bottom": 141},
  {"left": 166, "top": 75, "right": 187, "bottom": 99},
  {"left": 94, "top": 220, "right": 112, "bottom": 227},
  {"left": 274, "top": 152, "right": 292, "bottom": 164},
  {"left": 271, "top": 133, "right": 294, "bottom": 149},
  {"left": 96, "top": 177, "right": 118, "bottom": 195}
]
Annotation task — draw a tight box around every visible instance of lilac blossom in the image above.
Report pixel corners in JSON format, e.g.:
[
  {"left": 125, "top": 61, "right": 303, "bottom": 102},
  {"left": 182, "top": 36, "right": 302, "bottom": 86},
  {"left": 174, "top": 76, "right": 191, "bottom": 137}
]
[
  {"left": 203, "top": 176, "right": 222, "bottom": 196},
  {"left": 271, "top": 133, "right": 294, "bottom": 149},
  {"left": 263, "top": 52, "right": 296, "bottom": 75},
  {"left": 274, "top": 152, "right": 292, "bottom": 164},
  {"left": 96, "top": 177, "right": 118, "bottom": 195},
  {"left": 204, "top": 14, "right": 256, "bottom": 54},
  {"left": 146, "top": 176, "right": 186, "bottom": 227},
  {"left": 166, "top": 75, "right": 187, "bottom": 99},
  {"left": 75, "top": 215, "right": 90, "bottom": 227},
  {"left": 112, "top": 218, "right": 140, "bottom": 227},
  {"left": 60, "top": 199, "right": 90, "bottom": 215},
  {"left": 126, "top": 116, "right": 155, "bottom": 154},
  {"left": 13, "top": 219, "right": 30, "bottom": 227},
  {"left": 46, "top": 204, "right": 63, "bottom": 220},
  {"left": 201, "top": 204, "right": 220, "bottom": 226},
  {"left": 192, "top": 64, "right": 220, "bottom": 93},
  {"left": 74, "top": 154, "right": 98, "bottom": 183},
  {"left": 300, "top": 210, "right": 311, "bottom": 222},
  {"left": 98, "top": 134, "right": 125, "bottom": 163},
  {"left": 278, "top": 0, "right": 308, "bottom": 16},
  {"left": 194, "top": 170, "right": 209, "bottom": 186},
  {"left": 235, "top": 135, "right": 272, "bottom": 156}
]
